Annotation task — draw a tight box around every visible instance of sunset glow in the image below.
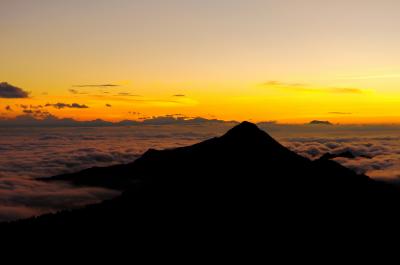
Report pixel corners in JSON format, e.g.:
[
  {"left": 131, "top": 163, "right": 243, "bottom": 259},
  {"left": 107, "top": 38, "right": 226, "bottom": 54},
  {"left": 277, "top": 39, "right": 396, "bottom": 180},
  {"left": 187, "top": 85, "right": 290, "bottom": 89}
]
[{"left": 2, "top": 0, "right": 400, "bottom": 124}]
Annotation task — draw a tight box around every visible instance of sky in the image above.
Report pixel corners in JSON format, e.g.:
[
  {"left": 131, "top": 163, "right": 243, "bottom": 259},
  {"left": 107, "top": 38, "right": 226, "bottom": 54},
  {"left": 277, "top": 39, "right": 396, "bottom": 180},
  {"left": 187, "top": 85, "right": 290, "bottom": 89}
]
[{"left": 2, "top": 0, "right": 400, "bottom": 123}]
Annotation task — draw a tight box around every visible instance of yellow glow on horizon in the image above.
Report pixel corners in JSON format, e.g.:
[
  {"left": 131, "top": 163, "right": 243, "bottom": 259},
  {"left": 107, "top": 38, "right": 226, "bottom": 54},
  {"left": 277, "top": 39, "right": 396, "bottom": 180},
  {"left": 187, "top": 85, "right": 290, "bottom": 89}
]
[
  {"left": 3, "top": 1, "right": 400, "bottom": 124},
  {"left": 2, "top": 76, "right": 400, "bottom": 124}
]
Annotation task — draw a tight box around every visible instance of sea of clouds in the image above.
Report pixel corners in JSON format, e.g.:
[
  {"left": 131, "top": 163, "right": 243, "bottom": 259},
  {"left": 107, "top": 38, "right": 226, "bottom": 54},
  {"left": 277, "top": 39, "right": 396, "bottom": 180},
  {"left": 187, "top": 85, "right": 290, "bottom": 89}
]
[
  {"left": 262, "top": 124, "right": 400, "bottom": 182},
  {"left": 282, "top": 136, "right": 400, "bottom": 179},
  {"left": 0, "top": 124, "right": 233, "bottom": 221},
  {"left": 1, "top": 123, "right": 400, "bottom": 221}
]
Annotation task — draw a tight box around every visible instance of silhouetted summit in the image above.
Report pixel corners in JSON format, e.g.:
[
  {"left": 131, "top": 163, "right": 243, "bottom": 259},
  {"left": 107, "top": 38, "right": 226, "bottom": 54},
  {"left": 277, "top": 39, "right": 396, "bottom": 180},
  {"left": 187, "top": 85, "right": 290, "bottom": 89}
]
[
  {"left": 6, "top": 121, "right": 400, "bottom": 231},
  {"left": 224, "top": 121, "right": 264, "bottom": 138},
  {"left": 222, "top": 121, "right": 281, "bottom": 145}
]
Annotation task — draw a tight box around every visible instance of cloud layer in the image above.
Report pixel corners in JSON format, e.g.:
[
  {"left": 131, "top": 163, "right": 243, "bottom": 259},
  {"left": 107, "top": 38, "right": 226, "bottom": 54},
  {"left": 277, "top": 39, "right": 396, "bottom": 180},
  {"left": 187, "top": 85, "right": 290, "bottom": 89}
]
[
  {"left": 1, "top": 122, "right": 400, "bottom": 222},
  {"left": 0, "top": 178, "right": 118, "bottom": 221},
  {"left": 280, "top": 135, "right": 400, "bottom": 181},
  {"left": 0, "top": 124, "right": 233, "bottom": 222}
]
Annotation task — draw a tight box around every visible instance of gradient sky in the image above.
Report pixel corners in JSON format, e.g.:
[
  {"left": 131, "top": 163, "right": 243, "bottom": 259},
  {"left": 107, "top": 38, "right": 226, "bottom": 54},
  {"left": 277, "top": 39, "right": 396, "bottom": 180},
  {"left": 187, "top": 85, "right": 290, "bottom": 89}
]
[{"left": 2, "top": 0, "right": 400, "bottom": 123}]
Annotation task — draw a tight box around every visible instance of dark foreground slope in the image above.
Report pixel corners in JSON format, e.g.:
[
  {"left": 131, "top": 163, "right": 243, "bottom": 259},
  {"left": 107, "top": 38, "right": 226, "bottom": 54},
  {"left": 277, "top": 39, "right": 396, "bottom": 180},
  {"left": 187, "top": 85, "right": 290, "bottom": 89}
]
[{"left": 3, "top": 122, "right": 400, "bottom": 232}]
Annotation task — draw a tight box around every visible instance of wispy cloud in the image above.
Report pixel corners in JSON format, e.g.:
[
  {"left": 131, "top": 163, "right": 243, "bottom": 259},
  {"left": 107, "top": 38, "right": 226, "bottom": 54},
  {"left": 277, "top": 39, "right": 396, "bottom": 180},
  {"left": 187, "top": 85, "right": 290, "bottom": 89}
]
[
  {"left": 263, "top": 80, "right": 367, "bottom": 94},
  {"left": 328, "top": 112, "right": 352, "bottom": 115},
  {"left": 173, "top": 94, "right": 186, "bottom": 97},
  {"left": 263, "top": 81, "right": 306, "bottom": 87},
  {"left": 330, "top": 88, "right": 363, "bottom": 94},
  {"left": 68, "top": 89, "right": 88, "bottom": 95},
  {"left": 17, "top": 104, "right": 43, "bottom": 110},
  {"left": 118, "top": 92, "right": 141, "bottom": 97},
  {"left": 45, "top": 103, "right": 89, "bottom": 109},
  {"left": 0, "top": 82, "right": 29, "bottom": 98},
  {"left": 91, "top": 94, "right": 196, "bottom": 106},
  {"left": 22, "top": 109, "right": 52, "bottom": 118},
  {"left": 72, "top": 84, "right": 120, "bottom": 88}
]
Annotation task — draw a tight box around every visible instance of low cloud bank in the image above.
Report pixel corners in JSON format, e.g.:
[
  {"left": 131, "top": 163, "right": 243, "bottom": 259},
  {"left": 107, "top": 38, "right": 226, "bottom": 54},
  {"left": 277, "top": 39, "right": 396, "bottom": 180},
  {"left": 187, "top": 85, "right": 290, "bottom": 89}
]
[
  {"left": 0, "top": 177, "right": 118, "bottom": 222},
  {"left": 0, "top": 115, "right": 234, "bottom": 127},
  {"left": 1, "top": 122, "right": 400, "bottom": 221},
  {"left": 280, "top": 135, "right": 400, "bottom": 181},
  {"left": 0, "top": 124, "right": 227, "bottom": 222}
]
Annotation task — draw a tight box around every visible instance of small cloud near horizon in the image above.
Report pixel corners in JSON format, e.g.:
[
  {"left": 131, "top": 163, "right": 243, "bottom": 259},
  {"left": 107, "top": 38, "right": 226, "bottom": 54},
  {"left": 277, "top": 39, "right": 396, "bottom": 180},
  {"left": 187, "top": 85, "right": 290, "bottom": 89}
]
[
  {"left": 328, "top": 112, "right": 352, "bottom": 115},
  {"left": 68, "top": 89, "right": 88, "bottom": 95},
  {"left": 263, "top": 81, "right": 306, "bottom": 87},
  {"left": 72, "top": 84, "right": 120, "bottom": 88},
  {"left": 45, "top": 103, "right": 89, "bottom": 109},
  {"left": 23, "top": 109, "right": 52, "bottom": 119},
  {"left": 0, "top": 82, "right": 30, "bottom": 98},
  {"left": 118, "top": 92, "right": 140, "bottom": 97},
  {"left": 308, "top": 120, "right": 333, "bottom": 125},
  {"left": 330, "top": 88, "right": 363, "bottom": 94},
  {"left": 173, "top": 94, "right": 186, "bottom": 97}
]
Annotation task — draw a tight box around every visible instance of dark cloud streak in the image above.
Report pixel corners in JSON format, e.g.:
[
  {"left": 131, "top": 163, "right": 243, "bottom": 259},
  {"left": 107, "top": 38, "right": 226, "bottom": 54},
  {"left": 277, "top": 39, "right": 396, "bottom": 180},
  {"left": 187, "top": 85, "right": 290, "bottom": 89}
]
[
  {"left": 73, "top": 84, "right": 119, "bottom": 88},
  {"left": 45, "top": 103, "right": 89, "bottom": 109},
  {"left": 0, "top": 82, "right": 29, "bottom": 98}
]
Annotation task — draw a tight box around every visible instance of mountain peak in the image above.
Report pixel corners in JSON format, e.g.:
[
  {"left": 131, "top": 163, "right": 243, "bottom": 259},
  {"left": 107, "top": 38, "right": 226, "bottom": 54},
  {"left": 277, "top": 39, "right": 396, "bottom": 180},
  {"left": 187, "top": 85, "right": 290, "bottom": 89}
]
[
  {"left": 227, "top": 121, "right": 260, "bottom": 132},
  {"left": 234, "top": 121, "right": 259, "bottom": 130},
  {"left": 222, "top": 121, "right": 277, "bottom": 144},
  {"left": 16, "top": 120, "right": 400, "bottom": 231}
]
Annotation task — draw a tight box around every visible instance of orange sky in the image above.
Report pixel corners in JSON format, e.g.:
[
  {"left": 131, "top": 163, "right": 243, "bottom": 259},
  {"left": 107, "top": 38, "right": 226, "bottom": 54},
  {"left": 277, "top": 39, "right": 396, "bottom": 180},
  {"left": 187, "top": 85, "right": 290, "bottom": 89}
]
[{"left": 2, "top": 0, "right": 400, "bottom": 124}]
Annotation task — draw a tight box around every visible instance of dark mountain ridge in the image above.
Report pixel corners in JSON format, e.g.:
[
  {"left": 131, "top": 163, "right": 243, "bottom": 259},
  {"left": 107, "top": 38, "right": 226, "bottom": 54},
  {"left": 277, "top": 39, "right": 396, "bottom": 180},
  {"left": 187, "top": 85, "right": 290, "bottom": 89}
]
[{"left": 4, "top": 121, "right": 400, "bottom": 231}]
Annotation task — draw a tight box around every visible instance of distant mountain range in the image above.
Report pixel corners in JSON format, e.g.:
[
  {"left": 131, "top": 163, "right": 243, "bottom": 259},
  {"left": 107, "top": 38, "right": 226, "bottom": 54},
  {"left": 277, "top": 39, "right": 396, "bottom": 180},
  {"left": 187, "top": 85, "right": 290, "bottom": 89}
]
[
  {"left": 308, "top": 120, "right": 333, "bottom": 125},
  {"left": 3, "top": 122, "right": 400, "bottom": 233},
  {"left": 0, "top": 115, "right": 235, "bottom": 127}
]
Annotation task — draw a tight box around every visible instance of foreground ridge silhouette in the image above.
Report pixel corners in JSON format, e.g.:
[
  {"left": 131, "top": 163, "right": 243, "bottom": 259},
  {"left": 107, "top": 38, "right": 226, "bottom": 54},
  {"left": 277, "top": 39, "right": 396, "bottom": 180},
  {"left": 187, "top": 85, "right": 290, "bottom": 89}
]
[{"left": 4, "top": 121, "right": 400, "bottom": 232}]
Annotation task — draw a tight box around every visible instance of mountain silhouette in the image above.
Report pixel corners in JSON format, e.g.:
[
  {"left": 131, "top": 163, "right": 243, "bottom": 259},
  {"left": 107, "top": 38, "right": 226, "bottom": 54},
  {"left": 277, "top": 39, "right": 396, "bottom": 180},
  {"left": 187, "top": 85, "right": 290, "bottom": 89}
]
[{"left": 4, "top": 121, "right": 400, "bottom": 233}]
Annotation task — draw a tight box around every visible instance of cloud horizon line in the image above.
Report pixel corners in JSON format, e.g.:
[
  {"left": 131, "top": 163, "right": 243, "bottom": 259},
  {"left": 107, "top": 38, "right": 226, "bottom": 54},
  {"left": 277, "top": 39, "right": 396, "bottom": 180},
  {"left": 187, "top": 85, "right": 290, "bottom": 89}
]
[{"left": 72, "top": 84, "right": 120, "bottom": 88}]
